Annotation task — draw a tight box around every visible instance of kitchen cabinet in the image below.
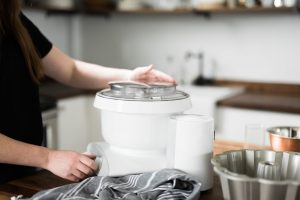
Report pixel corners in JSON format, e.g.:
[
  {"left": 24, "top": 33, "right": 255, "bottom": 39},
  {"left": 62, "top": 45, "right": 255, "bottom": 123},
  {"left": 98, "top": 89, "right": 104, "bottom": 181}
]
[
  {"left": 194, "top": 5, "right": 300, "bottom": 13},
  {"left": 211, "top": 80, "right": 300, "bottom": 145},
  {"left": 216, "top": 107, "right": 300, "bottom": 145},
  {"left": 39, "top": 79, "right": 102, "bottom": 152},
  {"left": 85, "top": 95, "right": 103, "bottom": 142},
  {"left": 178, "top": 85, "right": 243, "bottom": 128},
  {"left": 113, "top": 6, "right": 299, "bottom": 15},
  {"left": 57, "top": 96, "right": 89, "bottom": 152},
  {"left": 23, "top": 2, "right": 300, "bottom": 16},
  {"left": 56, "top": 95, "right": 101, "bottom": 152}
]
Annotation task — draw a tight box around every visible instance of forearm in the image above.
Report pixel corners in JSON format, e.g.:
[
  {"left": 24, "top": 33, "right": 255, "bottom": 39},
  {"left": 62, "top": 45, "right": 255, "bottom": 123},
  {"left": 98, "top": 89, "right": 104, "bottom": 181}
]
[
  {"left": 0, "top": 133, "right": 49, "bottom": 169},
  {"left": 43, "top": 46, "right": 175, "bottom": 90},
  {"left": 0, "top": 133, "right": 98, "bottom": 182},
  {"left": 43, "top": 47, "right": 131, "bottom": 90},
  {"left": 69, "top": 60, "right": 131, "bottom": 89}
]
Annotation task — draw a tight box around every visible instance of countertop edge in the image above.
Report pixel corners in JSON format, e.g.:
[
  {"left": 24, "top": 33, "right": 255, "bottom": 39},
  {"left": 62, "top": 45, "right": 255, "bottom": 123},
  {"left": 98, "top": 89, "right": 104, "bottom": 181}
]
[{"left": 40, "top": 81, "right": 300, "bottom": 114}]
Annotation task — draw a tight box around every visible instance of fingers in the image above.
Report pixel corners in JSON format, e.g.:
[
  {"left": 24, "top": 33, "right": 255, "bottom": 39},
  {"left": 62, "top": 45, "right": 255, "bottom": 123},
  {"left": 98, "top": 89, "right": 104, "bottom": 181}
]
[
  {"left": 132, "top": 64, "right": 176, "bottom": 84},
  {"left": 67, "top": 169, "right": 93, "bottom": 182},
  {"left": 144, "top": 64, "right": 154, "bottom": 73},
  {"left": 46, "top": 150, "right": 100, "bottom": 182},
  {"left": 132, "top": 65, "right": 153, "bottom": 77},
  {"left": 141, "top": 69, "right": 176, "bottom": 83},
  {"left": 67, "top": 174, "right": 81, "bottom": 182},
  {"left": 68, "top": 154, "right": 99, "bottom": 182},
  {"left": 73, "top": 169, "right": 85, "bottom": 180},
  {"left": 152, "top": 69, "right": 177, "bottom": 84},
  {"left": 66, "top": 156, "right": 98, "bottom": 182},
  {"left": 82, "top": 152, "right": 97, "bottom": 160},
  {"left": 80, "top": 155, "right": 98, "bottom": 171}
]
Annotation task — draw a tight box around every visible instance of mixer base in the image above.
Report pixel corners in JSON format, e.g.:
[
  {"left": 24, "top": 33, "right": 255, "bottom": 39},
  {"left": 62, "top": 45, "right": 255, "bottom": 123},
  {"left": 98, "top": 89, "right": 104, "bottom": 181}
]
[{"left": 87, "top": 142, "right": 167, "bottom": 176}]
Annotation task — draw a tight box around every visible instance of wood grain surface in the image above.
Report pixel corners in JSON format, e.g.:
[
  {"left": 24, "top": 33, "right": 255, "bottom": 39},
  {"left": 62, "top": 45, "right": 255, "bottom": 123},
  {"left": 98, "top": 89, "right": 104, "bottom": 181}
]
[{"left": 0, "top": 140, "right": 244, "bottom": 200}]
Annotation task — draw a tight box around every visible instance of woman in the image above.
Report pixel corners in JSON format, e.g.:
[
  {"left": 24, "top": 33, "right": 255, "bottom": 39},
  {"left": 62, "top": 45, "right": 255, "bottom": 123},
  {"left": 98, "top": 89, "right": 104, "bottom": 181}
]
[{"left": 0, "top": 0, "right": 175, "bottom": 183}]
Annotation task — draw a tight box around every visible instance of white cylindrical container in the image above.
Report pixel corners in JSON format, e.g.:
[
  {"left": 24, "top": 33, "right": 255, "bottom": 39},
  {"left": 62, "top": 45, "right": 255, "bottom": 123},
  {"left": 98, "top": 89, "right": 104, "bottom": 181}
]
[{"left": 172, "top": 114, "right": 214, "bottom": 191}]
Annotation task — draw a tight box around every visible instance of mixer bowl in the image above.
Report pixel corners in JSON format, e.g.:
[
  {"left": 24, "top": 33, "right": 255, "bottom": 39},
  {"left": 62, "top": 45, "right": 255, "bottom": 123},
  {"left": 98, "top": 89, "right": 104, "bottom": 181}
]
[
  {"left": 268, "top": 127, "right": 300, "bottom": 152},
  {"left": 211, "top": 150, "right": 300, "bottom": 200},
  {"left": 94, "top": 83, "right": 191, "bottom": 151},
  {"left": 100, "top": 110, "right": 172, "bottom": 151}
]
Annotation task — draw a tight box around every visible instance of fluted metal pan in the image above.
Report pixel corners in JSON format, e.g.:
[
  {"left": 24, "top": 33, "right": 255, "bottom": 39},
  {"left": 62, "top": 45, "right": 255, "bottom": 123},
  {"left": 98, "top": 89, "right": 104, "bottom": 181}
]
[{"left": 211, "top": 150, "right": 300, "bottom": 200}]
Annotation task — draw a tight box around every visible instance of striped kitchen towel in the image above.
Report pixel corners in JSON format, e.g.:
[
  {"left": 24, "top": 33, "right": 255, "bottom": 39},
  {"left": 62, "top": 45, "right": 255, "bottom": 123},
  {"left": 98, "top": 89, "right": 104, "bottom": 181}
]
[{"left": 23, "top": 168, "right": 201, "bottom": 200}]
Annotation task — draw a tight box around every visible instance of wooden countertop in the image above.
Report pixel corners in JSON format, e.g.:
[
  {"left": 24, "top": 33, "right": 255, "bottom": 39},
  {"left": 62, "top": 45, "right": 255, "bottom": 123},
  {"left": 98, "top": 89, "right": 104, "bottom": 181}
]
[
  {"left": 40, "top": 79, "right": 300, "bottom": 114},
  {"left": 0, "top": 140, "right": 244, "bottom": 200},
  {"left": 217, "top": 91, "right": 300, "bottom": 114},
  {"left": 215, "top": 80, "right": 300, "bottom": 114}
]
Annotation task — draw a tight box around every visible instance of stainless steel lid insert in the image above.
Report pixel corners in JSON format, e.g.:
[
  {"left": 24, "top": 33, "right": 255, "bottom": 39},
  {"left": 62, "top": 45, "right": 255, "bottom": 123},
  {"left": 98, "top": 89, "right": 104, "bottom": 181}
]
[{"left": 100, "top": 81, "right": 189, "bottom": 101}]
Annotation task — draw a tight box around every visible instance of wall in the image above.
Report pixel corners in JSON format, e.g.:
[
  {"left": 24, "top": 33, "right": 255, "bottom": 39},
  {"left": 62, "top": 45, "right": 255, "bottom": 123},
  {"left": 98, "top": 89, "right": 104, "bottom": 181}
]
[
  {"left": 23, "top": 10, "right": 300, "bottom": 148},
  {"left": 81, "top": 13, "right": 300, "bottom": 85},
  {"left": 23, "top": 10, "right": 82, "bottom": 58},
  {"left": 24, "top": 10, "right": 300, "bottom": 85}
]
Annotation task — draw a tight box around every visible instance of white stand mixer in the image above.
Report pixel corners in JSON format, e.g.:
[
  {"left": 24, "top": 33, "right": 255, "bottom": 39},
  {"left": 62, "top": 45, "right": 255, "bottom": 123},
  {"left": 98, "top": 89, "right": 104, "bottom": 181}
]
[{"left": 87, "top": 81, "right": 214, "bottom": 190}]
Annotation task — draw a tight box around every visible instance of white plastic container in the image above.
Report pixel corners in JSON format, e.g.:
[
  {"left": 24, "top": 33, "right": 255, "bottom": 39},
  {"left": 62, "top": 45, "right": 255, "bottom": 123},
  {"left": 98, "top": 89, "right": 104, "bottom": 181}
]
[{"left": 171, "top": 114, "right": 214, "bottom": 191}]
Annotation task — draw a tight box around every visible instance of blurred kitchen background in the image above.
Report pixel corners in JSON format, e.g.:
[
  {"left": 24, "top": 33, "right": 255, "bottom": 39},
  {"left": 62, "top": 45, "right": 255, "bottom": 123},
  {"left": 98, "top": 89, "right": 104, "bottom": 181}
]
[{"left": 23, "top": 0, "right": 300, "bottom": 152}]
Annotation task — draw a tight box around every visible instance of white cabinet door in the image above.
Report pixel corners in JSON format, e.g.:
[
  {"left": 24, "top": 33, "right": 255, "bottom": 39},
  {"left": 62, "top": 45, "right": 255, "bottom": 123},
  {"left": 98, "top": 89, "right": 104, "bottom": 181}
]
[
  {"left": 56, "top": 95, "right": 102, "bottom": 152},
  {"left": 216, "top": 107, "right": 300, "bottom": 145},
  {"left": 57, "top": 96, "right": 90, "bottom": 152},
  {"left": 85, "top": 95, "right": 102, "bottom": 143}
]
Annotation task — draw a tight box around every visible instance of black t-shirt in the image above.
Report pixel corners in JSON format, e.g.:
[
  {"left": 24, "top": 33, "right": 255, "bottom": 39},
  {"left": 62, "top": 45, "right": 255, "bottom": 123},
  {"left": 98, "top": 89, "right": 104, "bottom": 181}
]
[{"left": 0, "top": 13, "right": 52, "bottom": 183}]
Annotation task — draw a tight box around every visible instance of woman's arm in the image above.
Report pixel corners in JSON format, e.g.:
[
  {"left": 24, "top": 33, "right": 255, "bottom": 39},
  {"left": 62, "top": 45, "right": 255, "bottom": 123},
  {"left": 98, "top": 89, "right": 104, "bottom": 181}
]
[
  {"left": 42, "top": 47, "right": 176, "bottom": 89},
  {"left": 0, "top": 133, "right": 97, "bottom": 182},
  {"left": 0, "top": 133, "right": 48, "bottom": 168}
]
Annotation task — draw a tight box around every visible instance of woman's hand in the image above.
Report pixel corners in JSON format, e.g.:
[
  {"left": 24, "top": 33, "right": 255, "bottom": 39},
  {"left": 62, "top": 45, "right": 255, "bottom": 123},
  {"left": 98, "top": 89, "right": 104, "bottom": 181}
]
[
  {"left": 45, "top": 150, "right": 98, "bottom": 182},
  {"left": 129, "top": 65, "right": 176, "bottom": 84}
]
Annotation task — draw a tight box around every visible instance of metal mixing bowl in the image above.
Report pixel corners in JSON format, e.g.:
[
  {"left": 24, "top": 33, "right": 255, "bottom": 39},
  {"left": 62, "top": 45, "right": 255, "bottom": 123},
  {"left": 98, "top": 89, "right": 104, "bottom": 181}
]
[
  {"left": 268, "top": 127, "right": 300, "bottom": 152},
  {"left": 211, "top": 149, "right": 300, "bottom": 200}
]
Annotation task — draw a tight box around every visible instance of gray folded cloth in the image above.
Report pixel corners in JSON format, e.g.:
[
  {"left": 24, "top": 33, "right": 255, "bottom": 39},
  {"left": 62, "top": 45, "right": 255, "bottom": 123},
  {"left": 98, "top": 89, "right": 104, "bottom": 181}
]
[{"left": 23, "top": 168, "right": 201, "bottom": 200}]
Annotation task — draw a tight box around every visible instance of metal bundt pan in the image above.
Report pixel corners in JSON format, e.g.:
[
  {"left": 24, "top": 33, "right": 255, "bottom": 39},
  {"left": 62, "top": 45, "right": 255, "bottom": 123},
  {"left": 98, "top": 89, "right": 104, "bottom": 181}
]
[{"left": 211, "top": 150, "right": 300, "bottom": 200}]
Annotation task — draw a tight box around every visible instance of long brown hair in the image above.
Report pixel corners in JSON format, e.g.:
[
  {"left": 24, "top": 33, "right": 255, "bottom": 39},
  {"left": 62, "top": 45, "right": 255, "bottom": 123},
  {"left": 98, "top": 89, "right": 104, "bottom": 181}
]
[{"left": 0, "top": 0, "right": 44, "bottom": 83}]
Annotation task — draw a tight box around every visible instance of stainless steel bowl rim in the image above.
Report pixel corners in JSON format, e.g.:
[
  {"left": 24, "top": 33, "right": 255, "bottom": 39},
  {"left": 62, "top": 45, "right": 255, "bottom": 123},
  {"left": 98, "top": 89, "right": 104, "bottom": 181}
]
[
  {"left": 267, "top": 126, "right": 300, "bottom": 140},
  {"left": 211, "top": 149, "right": 300, "bottom": 186}
]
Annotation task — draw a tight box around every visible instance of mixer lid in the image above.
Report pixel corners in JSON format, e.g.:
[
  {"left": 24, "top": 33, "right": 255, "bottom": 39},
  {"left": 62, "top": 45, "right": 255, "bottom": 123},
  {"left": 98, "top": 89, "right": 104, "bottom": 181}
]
[{"left": 99, "top": 81, "right": 189, "bottom": 101}]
